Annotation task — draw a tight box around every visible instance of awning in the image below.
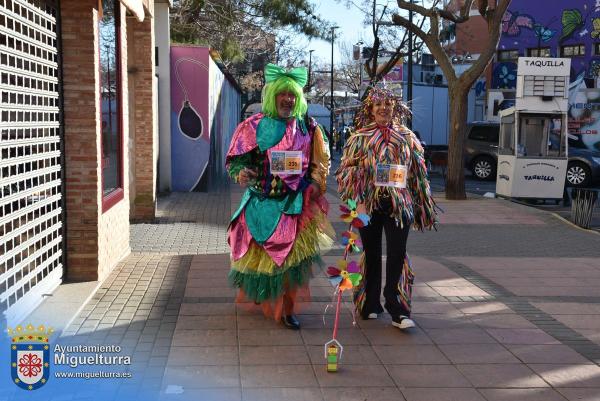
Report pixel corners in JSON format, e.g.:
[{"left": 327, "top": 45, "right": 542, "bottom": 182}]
[{"left": 120, "top": 0, "right": 145, "bottom": 22}]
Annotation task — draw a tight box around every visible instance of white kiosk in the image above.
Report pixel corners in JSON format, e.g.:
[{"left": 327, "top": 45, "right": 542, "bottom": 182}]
[{"left": 496, "top": 57, "right": 570, "bottom": 200}]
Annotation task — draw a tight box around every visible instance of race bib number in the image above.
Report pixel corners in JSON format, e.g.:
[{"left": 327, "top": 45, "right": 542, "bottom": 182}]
[
  {"left": 270, "top": 151, "right": 303, "bottom": 175},
  {"left": 375, "top": 163, "right": 407, "bottom": 188}
]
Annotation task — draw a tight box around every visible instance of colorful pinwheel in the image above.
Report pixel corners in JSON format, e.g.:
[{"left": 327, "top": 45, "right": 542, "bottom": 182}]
[
  {"left": 341, "top": 231, "right": 362, "bottom": 253},
  {"left": 326, "top": 260, "right": 362, "bottom": 292},
  {"left": 339, "top": 199, "right": 370, "bottom": 228}
]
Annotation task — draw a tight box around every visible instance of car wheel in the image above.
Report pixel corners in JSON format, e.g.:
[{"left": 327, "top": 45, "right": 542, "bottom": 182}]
[
  {"left": 471, "top": 156, "right": 496, "bottom": 181},
  {"left": 566, "top": 161, "right": 591, "bottom": 187}
]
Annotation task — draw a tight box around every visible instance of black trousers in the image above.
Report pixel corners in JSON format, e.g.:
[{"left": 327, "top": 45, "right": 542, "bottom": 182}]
[{"left": 358, "top": 210, "right": 411, "bottom": 318}]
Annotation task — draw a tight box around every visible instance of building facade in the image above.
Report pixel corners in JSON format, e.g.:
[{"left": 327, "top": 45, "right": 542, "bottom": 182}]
[{"left": 1, "top": 0, "right": 167, "bottom": 325}]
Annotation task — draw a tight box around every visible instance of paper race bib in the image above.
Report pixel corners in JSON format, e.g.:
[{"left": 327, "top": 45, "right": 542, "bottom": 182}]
[
  {"left": 270, "top": 151, "right": 303, "bottom": 175},
  {"left": 375, "top": 163, "right": 407, "bottom": 188}
]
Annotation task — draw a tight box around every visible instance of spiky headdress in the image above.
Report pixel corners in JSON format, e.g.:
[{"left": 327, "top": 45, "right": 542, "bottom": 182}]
[{"left": 353, "top": 87, "right": 411, "bottom": 130}]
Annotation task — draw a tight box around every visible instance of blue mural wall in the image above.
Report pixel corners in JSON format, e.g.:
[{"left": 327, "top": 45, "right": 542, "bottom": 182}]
[{"left": 493, "top": 0, "right": 600, "bottom": 89}]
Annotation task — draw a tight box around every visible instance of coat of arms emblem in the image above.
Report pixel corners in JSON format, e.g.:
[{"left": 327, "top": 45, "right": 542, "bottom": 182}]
[{"left": 8, "top": 324, "right": 53, "bottom": 390}]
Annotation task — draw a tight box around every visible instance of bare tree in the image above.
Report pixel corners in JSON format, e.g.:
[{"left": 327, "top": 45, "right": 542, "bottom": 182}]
[
  {"left": 362, "top": 1, "right": 426, "bottom": 89},
  {"left": 391, "top": 0, "right": 511, "bottom": 199},
  {"left": 337, "top": 41, "right": 362, "bottom": 94}
]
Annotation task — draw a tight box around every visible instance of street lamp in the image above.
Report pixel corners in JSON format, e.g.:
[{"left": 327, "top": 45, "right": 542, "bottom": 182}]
[
  {"left": 307, "top": 49, "right": 315, "bottom": 93},
  {"left": 355, "top": 41, "right": 364, "bottom": 99},
  {"left": 330, "top": 26, "right": 339, "bottom": 140}
]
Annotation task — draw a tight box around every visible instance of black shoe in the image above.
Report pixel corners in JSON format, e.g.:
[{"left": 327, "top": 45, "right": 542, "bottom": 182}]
[{"left": 281, "top": 314, "right": 301, "bottom": 330}]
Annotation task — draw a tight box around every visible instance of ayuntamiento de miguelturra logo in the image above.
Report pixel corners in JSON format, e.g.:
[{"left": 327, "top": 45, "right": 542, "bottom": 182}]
[{"left": 8, "top": 324, "right": 53, "bottom": 390}]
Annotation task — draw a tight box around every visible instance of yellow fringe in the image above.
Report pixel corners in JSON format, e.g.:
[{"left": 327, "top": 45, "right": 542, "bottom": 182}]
[{"left": 232, "top": 211, "right": 334, "bottom": 276}]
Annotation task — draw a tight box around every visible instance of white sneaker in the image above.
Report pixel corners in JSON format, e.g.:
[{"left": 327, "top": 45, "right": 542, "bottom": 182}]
[
  {"left": 392, "top": 315, "right": 415, "bottom": 329},
  {"left": 367, "top": 313, "right": 378, "bottom": 319}
]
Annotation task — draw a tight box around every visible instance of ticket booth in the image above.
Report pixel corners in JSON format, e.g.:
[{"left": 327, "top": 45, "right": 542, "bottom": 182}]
[{"left": 496, "top": 57, "right": 570, "bottom": 200}]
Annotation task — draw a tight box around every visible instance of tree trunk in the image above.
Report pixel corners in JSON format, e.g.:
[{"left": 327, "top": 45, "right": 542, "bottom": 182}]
[{"left": 445, "top": 83, "right": 470, "bottom": 200}]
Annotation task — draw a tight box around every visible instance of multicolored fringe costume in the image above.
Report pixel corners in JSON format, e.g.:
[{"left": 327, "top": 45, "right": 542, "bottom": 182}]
[
  {"left": 336, "top": 121, "right": 437, "bottom": 317},
  {"left": 226, "top": 113, "right": 333, "bottom": 319}
]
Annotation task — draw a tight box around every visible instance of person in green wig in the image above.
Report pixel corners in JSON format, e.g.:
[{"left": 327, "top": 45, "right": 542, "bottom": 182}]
[{"left": 226, "top": 63, "right": 333, "bottom": 330}]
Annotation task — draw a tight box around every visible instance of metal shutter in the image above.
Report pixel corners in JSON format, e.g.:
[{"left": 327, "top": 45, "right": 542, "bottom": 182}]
[{"left": 0, "top": 0, "right": 62, "bottom": 325}]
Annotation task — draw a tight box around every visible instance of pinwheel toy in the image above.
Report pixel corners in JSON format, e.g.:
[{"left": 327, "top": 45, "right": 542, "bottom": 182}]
[
  {"left": 324, "top": 200, "right": 369, "bottom": 372},
  {"left": 341, "top": 231, "right": 362, "bottom": 254},
  {"left": 339, "top": 199, "right": 370, "bottom": 228}
]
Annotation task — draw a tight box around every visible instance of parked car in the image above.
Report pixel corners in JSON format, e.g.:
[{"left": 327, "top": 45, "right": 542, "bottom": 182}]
[
  {"left": 464, "top": 122, "right": 500, "bottom": 181},
  {"left": 566, "top": 134, "right": 600, "bottom": 187},
  {"left": 464, "top": 122, "right": 600, "bottom": 187}
]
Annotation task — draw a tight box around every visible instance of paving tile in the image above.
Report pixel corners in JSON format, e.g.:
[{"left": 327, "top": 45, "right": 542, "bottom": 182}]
[
  {"left": 485, "top": 329, "right": 560, "bottom": 345},
  {"left": 167, "top": 346, "right": 238, "bottom": 365},
  {"left": 412, "top": 314, "right": 473, "bottom": 329},
  {"left": 172, "top": 329, "right": 237, "bottom": 346},
  {"left": 507, "top": 345, "right": 593, "bottom": 364},
  {"left": 163, "top": 366, "right": 239, "bottom": 388},
  {"left": 322, "top": 387, "right": 404, "bottom": 401},
  {"left": 175, "top": 315, "right": 236, "bottom": 330},
  {"left": 243, "top": 388, "right": 324, "bottom": 401},
  {"left": 362, "top": 327, "right": 433, "bottom": 345},
  {"left": 236, "top": 314, "right": 283, "bottom": 330},
  {"left": 478, "top": 388, "right": 569, "bottom": 401},
  {"left": 387, "top": 365, "right": 472, "bottom": 388},
  {"left": 179, "top": 303, "right": 235, "bottom": 316},
  {"left": 241, "top": 365, "right": 318, "bottom": 388},
  {"left": 161, "top": 388, "right": 241, "bottom": 401},
  {"left": 315, "top": 364, "right": 395, "bottom": 387},
  {"left": 457, "top": 364, "right": 548, "bottom": 388},
  {"left": 439, "top": 344, "right": 520, "bottom": 364},
  {"left": 401, "top": 388, "right": 486, "bottom": 401},
  {"left": 528, "top": 364, "right": 600, "bottom": 388},
  {"left": 240, "top": 346, "right": 310, "bottom": 365},
  {"left": 557, "top": 388, "right": 600, "bottom": 401},
  {"left": 301, "top": 328, "right": 369, "bottom": 345},
  {"left": 425, "top": 328, "right": 497, "bottom": 344},
  {"left": 467, "top": 313, "right": 537, "bottom": 329},
  {"left": 373, "top": 345, "right": 450, "bottom": 364},
  {"left": 452, "top": 302, "right": 513, "bottom": 314},
  {"left": 238, "top": 329, "right": 303, "bottom": 346}
]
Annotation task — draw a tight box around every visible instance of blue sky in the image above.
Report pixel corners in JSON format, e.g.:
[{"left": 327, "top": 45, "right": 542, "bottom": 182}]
[{"left": 301, "top": 1, "right": 374, "bottom": 66}]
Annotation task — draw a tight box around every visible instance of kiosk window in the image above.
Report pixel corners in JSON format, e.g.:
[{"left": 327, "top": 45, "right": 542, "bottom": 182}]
[
  {"left": 499, "top": 114, "right": 514, "bottom": 155},
  {"left": 518, "top": 114, "right": 565, "bottom": 157}
]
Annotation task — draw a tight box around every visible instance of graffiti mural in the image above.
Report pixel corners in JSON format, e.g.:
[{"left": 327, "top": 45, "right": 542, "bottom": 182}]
[
  {"left": 492, "top": 62, "right": 518, "bottom": 89},
  {"left": 170, "top": 47, "right": 211, "bottom": 192},
  {"left": 493, "top": 0, "right": 600, "bottom": 90}
]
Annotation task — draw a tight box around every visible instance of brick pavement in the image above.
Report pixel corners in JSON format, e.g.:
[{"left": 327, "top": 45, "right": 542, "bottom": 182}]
[{"left": 35, "top": 162, "right": 600, "bottom": 401}]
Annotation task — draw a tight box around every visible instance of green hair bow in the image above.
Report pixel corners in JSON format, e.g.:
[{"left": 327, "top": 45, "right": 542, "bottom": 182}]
[{"left": 264, "top": 63, "right": 308, "bottom": 88}]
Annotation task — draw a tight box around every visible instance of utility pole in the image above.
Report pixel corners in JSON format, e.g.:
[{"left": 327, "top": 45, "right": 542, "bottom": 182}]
[
  {"left": 407, "top": 3, "right": 413, "bottom": 130},
  {"left": 307, "top": 49, "right": 315, "bottom": 93},
  {"left": 330, "top": 26, "right": 339, "bottom": 138}
]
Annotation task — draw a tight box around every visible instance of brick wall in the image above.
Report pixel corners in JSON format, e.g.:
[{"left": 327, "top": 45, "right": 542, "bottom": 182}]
[
  {"left": 128, "top": 8, "right": 157, "bottom": 222},
  {"left": 61, "top": 1, "right": 131, "bottom": 281},
  {"left": 61, "top": 0, "right": 101, "bottom": 281}
]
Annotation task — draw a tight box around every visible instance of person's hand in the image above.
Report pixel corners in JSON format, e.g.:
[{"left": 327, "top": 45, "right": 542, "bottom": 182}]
[
  {"left": 356, "top": 203, "right": 367, "bottom": 215},
  {"left": 238, "top": 168, "right": 257, "bottom": 187}
]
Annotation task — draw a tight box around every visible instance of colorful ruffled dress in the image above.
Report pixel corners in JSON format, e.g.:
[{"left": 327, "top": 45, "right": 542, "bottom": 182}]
[
  {"left": 335, "top": 122, "right": 437, "bottom": 315},
  {"left": 226, "top": 113, "right": 333, "bottom": 318}
]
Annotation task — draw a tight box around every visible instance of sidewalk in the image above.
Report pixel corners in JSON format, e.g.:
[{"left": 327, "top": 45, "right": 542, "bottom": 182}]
[{"left": 14, "top": 167, "right": 600, "bottom": 401}]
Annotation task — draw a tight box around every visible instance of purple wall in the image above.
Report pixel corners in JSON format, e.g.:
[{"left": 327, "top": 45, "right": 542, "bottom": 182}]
[{"left": 493, "top": 0, "right": 600, "bottom": 89}]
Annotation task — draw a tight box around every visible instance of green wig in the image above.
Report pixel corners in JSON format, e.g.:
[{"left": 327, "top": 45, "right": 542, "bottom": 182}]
[{"left": 261, "top": 76, "right": 308, "bottom": 119}]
